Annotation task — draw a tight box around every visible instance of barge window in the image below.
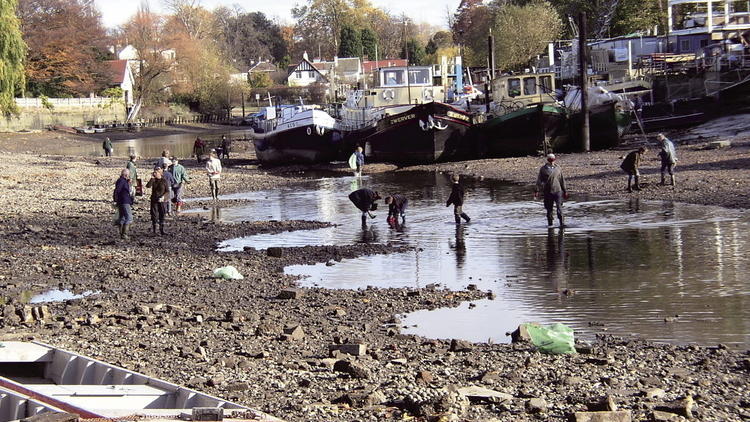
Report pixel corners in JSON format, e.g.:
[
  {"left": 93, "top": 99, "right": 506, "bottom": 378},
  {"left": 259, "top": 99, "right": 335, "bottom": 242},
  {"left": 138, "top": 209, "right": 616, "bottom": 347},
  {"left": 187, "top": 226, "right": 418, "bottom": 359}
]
[
  {"left": 408, "top": 68, "right": 431, "bottom": 85},
  {"left": 508, "top": 78, "right": 521, "bottom": 97},
  {"left": 540, "top": 76, "right": 553, "bottom": 93},
  {"left": 523, "top": 77, "right": 537, "bottom": 95},
  {"left": 383, "top": 69, "right": 405, "bottom": 85}
]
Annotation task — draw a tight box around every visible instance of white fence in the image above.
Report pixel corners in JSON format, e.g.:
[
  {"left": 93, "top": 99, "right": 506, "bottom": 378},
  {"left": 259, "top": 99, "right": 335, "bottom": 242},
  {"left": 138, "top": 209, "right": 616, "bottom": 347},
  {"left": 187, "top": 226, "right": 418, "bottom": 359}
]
[{"left": 14, "top": 97, "right": 117, "bottom": 108}]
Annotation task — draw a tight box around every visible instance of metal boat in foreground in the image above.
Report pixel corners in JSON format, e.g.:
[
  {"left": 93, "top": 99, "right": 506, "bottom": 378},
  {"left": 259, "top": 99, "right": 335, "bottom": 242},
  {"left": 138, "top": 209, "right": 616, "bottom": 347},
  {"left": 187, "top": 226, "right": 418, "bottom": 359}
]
[{"left": 0, "top": 341, "right": 280, "bottom": 421}]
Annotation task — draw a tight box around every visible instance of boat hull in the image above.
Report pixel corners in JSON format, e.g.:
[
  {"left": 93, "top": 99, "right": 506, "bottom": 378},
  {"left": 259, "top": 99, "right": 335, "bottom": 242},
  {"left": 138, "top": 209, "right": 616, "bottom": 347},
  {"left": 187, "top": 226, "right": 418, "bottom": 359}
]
[
  {"left": 253, "top": 124, "right": 344, "bottom": 165},
  {"left": 567, "top": 102, "right": 632, "bottom": 151},
  {"left": 362, "top": 102, "right": 474, "bottom": 164},
  {"left": 478, "top": 104, "right": 568, "bottom": 157}
]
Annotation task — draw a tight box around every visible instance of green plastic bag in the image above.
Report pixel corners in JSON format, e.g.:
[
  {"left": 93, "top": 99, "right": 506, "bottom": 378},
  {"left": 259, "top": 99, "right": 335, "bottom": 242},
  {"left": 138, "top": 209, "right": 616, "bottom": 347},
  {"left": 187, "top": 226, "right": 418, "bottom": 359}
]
[
  {"left": 212, "top": 266, "right": 244, "bottom": 280},
  {"left": 523, "top": 323, "right": 576, "bottom": 354}
]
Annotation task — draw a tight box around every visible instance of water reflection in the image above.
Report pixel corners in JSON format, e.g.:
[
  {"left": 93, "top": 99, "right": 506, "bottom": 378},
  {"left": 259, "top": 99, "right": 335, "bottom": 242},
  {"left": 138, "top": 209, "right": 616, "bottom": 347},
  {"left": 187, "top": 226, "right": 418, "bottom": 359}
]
[
  {"left": 198, "top": 172, "right": 749, "bottom": 347},
  {"left": 47, "top": 129, "right": 253, "bottom": 158},
  {"left": 29, "top": 289, "right": 99, "bottom": 304}
]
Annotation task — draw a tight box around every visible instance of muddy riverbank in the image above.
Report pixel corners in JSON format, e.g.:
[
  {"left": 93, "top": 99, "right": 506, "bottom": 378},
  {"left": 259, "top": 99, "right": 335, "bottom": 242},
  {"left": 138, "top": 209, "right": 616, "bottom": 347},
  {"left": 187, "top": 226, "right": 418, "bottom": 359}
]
[{"left": 0, "top": 130, "right": 748, "bottom": 420}]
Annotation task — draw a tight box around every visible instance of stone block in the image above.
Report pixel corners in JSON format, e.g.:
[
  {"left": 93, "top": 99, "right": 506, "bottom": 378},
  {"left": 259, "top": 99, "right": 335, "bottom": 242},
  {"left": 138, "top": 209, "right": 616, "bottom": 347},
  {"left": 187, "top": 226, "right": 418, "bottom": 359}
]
[
  {"left": 449, "top": 339, "right": 473, "bottom": 352},
  {"left": 266, "top": 247, "right": 283, "bottom": 258},
  {"left": 511, "top": 323, "right": 540, "bottom": 343},
  {"left": 277, "top": 288, "right": 302, "bottom": 299},
  {"left": 708, "top": 140, "right": 731, "bottom": 149},
  {"left": 457, "top": 386, "right": 513, "bottom": 404},
  {"left": 573, "top": 411, "right": 632, "bottom": 422},
  {"left": 329, "top": 343, "right": 366, "bottom": 357}
]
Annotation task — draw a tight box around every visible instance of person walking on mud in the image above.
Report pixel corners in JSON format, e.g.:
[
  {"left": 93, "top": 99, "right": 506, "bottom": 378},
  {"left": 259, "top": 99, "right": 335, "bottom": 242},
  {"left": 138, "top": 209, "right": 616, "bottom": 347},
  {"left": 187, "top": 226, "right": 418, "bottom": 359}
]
[
  {"left": 206, "top": 149, "right": 222, "bottom": 201},
  {"left": 620, "top": 147, "right": 647, "bottom": 192},
  {"left": 385, "top": 194, "right": 408, "bottom": 224},
  {"left": 161, "top": 162, "right": 176, "bottom": 216},
  {"left": 657, "top": 133, "right": 678, "bottom": 186},
  {"left": 146, "top": 169, "right": 169, "bottom": 235},
  {"left": 446, "top": 174, "right": 471, "bottom": 225},
  {"left": 349, "top": 188, "right": 381, "bottom": 226},
  {"left": 126, "top": 154, "right": 142, "bottom": 197},
  {"left": 353, "top": 146, "right": 365, "bottom": 177},
  {"left": 193, "top": 137, "right": 205, "bottom": 163},
  {"left": 113, "top": 168, "right": 133, "bottom": 239},
  {"left": 221, "top": 135, "right": 231, "bottom": 159},
  {"left": 535, "top": 153, "right": 568, "bottom": 228},
  {"left": 102, "top": 137, "right": 113, "bottom": 157},
  {"left": 170, "top": 157, "right": 190, "bottom": 213}
]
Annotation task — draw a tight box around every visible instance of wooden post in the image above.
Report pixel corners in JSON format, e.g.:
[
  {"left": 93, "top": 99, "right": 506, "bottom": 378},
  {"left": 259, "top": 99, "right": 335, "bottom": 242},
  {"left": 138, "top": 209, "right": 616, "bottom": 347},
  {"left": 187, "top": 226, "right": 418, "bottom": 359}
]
[
  {"left": 487, "top": 34, "right": 495, "bottom": 80},
  {"left": 578, "top": 12, "right": 590, "bottom": 152},
  {"left": 241, "top": 91, "right": 245, "bottom": 117}
]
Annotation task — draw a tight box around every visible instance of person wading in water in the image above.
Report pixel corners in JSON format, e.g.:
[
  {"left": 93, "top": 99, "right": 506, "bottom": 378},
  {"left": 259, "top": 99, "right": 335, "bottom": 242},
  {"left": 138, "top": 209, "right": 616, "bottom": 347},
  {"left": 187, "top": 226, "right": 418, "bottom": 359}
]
[{"left": 535, "top": 153, "right": 568, "bottom": 228}]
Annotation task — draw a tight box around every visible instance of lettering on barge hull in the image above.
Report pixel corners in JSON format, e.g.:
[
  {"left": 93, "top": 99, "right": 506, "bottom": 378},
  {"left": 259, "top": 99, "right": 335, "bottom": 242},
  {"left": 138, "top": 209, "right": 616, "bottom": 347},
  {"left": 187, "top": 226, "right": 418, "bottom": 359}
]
[
  {"left": 389, "top": 114, "right": 416, "bottom": 125},
  {"left": 446, "top": 110, "right": 470, "bottom": 122}
]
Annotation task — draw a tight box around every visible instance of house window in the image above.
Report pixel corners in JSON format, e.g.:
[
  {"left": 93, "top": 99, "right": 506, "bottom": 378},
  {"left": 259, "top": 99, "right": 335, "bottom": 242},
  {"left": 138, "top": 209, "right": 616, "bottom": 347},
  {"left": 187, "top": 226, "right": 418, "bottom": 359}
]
[
  {"left": 680, "top": 39, "right": 691, "bottom": 52},
  {"left": 700, "top": 39, "right": 709, "bottom": 48},
  {"left": 295, "top": 70, "right": 302, "bottom": 79},
  {"left": 523, "top": 77, "right": 537, "bottom": 95},
  {"left": 507, "top": 78, "right": 521, "bottom": 97},
  {"left": 308, "top": 71, "right": 315, "bottom": 79}
]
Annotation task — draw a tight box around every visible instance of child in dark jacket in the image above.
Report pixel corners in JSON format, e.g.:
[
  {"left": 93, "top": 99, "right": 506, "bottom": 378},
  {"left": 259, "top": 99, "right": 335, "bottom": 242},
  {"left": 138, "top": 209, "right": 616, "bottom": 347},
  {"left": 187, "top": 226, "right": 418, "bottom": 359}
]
[
  {"left": 446, "top": 174, "right": 470, "bottom": 224},
  {"left": 385, "top": 194, "right": 408, "bottom": 224}
]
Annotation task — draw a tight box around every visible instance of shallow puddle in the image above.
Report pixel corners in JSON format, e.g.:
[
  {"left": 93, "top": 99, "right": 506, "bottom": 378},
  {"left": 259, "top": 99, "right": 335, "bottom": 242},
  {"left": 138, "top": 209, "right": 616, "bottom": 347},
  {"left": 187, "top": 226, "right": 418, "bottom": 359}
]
[
  {"left": 200, "top": 172, "right": 750, "bottom": 347},
  {"left": 28, "top": 289, "right": 99, "bottom": 304}
]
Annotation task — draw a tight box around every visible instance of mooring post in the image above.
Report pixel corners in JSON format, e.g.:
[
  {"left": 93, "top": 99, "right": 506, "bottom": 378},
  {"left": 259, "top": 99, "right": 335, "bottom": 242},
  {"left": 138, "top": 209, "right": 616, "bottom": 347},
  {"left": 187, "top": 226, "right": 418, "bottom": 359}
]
[{"left": 578, "top": 12, "right": 590, "bottom": 152}]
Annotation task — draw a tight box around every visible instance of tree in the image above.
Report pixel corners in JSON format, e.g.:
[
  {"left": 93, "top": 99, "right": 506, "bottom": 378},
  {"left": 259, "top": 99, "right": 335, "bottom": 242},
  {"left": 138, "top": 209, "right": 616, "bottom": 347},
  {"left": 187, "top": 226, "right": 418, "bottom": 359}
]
[
  {"left": 292, "top": 0, "right": 351, "bottom": 59},
  {"left": 214, "top": 7, "right": 288, "bottom": 68},
  {"left": 493, "top": 1, "right": 562, "bottom": 71},
  {"left": 18, "top": 0, "right": 112, "bottom": 97},
  {"left": 360, "top": 28, "right": 377, "bottom": 59},
  {"left": 122, "top": 4, "right": 174, "bottom": 105},
  {"left": 426, "top": 30, "right": 453, "bottom": 55},
  {"left": 248, "top": 72, "right": 272, "bottom": 89},
  {"left": 609, "top": 0, "right": 666, "bottom": 37},
  {"left": 0, "top": 0, "right": 26, "bottom": 115},
  {"left": 338, "top": 25, "right": 361, "bottom": 57},
  {"left": 402, "top": 39, "right": 426, "bottom": 65}
]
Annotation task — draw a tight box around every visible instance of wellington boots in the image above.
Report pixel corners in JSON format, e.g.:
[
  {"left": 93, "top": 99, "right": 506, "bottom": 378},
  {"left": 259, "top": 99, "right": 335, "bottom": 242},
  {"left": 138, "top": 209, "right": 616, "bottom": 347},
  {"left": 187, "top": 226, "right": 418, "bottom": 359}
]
[
  {"left": 660, "top": 174, "right": 666, "bottom": 186},
  {"left": 151, "top": 223, "right": 157, "bottom": 235},
  {"left": 670, "top": 175, "right": 676, "bottom": 186},
  {"left": 461, "top": 213, "right": 471, "bottom": 223},
  {"left": 547, "top": 217, "right": 554, "bottom": 227},
  {"left": 361, "top": 215, "right": 367, "bottom": 226},
  {"left": 118, "top": 224, "right": 125, "bottom": 239},
  {"left": 627, "top": 179, "right": 632, "bottom": 192},
  {"left": 455, "top": 215, "right": 461, "bottom": 224},
  {"left": 159, "top": 224, "right": 166, "bottom": 236},
  {"left": 122, "top": 224, "right": 130, "bottom": 240},
  {"left": 558, "top": 215, "right": 565, "bottom": 228}
]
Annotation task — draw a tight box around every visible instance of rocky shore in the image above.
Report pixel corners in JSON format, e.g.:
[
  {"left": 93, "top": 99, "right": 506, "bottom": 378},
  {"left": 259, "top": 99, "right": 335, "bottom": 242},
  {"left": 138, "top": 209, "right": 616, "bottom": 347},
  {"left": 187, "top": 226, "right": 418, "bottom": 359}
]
[{"left": 0, "top": 129, "right": 749, "bottom": 421}]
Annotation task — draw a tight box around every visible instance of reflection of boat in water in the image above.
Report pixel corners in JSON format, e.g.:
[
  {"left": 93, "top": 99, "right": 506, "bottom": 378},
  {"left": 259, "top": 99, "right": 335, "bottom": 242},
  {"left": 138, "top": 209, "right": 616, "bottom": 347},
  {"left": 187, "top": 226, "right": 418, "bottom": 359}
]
[
  {"left": 251, "top": 104, "right": 343, "bottom": 165},
  {"left": 0, "top": 341, "right": 279, "bottom": 421},
  {"left": 340, "top": 65, "right": 475, "bottom": 164},
  {"left": 477, "top": 72, "right": 568, "bottom": 157}
]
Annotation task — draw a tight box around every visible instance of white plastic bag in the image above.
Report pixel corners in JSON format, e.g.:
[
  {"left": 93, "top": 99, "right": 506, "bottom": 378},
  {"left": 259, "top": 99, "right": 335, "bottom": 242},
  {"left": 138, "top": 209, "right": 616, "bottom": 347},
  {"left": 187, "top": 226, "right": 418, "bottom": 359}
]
[{"left": 212, "top": 266, "right": 244, "bottom": 280}]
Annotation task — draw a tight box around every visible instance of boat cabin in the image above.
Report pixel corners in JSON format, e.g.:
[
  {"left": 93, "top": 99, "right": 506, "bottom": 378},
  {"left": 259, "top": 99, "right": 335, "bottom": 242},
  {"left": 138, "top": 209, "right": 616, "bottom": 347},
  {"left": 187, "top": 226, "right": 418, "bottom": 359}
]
[
  {"left": 347, "top": 66, "right": 446, "bottom": 109},
  {"left": 491, "top": 72, "right": 557, "bottom": 108}
]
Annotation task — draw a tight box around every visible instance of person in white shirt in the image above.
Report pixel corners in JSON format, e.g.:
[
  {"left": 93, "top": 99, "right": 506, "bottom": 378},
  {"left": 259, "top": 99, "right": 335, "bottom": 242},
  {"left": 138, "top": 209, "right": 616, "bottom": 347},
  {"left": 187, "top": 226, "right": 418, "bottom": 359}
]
[{"left": 206, "top": 149, "right": 222, "bottom": 201}]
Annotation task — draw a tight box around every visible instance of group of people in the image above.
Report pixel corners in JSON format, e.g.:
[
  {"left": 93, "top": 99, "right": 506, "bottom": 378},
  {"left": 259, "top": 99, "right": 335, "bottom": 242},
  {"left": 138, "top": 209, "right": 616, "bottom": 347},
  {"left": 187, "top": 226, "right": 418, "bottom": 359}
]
[
  {"left": 348, "top": 133, "right": 678, "bottom": 230},
  {"left": 349, "top": 174, "right": 472, "bottom": 227},
  {"left": 112, "top": 148, "right": 224, "bottom": 239},
  {"left": 620, "top": 133, "right": 678, "bottom": 192},
  {"left": 193, "top": 135, "right": 231, "bottom": 162}
]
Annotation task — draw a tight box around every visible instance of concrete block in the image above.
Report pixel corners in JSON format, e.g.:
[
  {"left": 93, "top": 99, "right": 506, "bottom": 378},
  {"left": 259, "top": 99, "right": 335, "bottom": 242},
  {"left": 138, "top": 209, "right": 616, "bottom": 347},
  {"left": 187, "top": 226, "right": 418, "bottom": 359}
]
[{"left": 329, "top": 343, "right": 367, "bottom": 357}]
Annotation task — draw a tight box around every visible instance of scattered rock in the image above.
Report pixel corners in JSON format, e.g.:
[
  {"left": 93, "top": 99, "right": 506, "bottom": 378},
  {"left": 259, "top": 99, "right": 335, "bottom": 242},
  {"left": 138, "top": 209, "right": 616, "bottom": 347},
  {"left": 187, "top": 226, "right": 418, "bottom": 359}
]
[
  {"left": 525, "top": 398, "right": 548, "bottom": 414},
  {"left": 266, "top": 247, "right": 283, "bottom": 257},
  {"left": 333, "top": 360, "right": 370, "bottom": 379},
  {"left": 456, "top": 386, "right": 513, "bottom": 404},
  {"left": 572, "top": 410, "right": 632, "bottom": 422},
  {"left": 449, "top": 339, "right": 473, "bottom": 352},
  {"left": 328, "top": 343, "right": 366, "bottom": 357},
  {"left": 277, "top": 288, "right": 302, "bottom": 299}
]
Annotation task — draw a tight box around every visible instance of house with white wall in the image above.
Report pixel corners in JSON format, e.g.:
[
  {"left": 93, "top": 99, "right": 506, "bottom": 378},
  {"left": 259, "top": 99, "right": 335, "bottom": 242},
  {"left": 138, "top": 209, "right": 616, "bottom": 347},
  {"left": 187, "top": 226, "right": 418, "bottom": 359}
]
[{"left": 105, "top": 60, "right": 135, "bottom": 106}]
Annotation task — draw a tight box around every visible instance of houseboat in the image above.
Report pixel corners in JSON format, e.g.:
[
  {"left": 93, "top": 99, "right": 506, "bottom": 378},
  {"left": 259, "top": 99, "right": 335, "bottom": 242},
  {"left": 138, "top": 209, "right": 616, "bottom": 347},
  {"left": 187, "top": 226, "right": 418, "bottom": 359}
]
[
  {"left": 477, "top": 72, "right": 568, "bottom": 157},
  {"left": 340, "top": 66, "right": 475, "bottom": 164},
  {"left": 251, "top": 104, "right": 344, "bottom": 165}
]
